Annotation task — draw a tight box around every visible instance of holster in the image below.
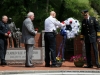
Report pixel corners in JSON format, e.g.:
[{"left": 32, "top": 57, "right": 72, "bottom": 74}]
[{"left": 53, "top": 30, "right": 57, "bottom": 36}]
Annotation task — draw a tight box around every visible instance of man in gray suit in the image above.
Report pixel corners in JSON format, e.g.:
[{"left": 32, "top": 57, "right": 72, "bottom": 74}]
[{"left": 22, "top": 12, "right": 37, "bottom": 67}]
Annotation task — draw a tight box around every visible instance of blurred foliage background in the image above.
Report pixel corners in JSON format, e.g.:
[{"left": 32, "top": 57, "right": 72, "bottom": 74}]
[{"left": 0, "top": 0, "right": 100, "bottom": 32}]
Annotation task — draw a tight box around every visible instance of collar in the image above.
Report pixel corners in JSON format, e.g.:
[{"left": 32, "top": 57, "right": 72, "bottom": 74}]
[
  {"left": 1, "top": 21, "right": 7, "bottom": 24},
  {"left": 27, "top": 18, "right": 32, "bottom": 21},
  {"left": 50, "top": 16, "right": 53, "bottom": 18},
  {"left": 87, "top": 16, "right": 90, "bottom": 20}
]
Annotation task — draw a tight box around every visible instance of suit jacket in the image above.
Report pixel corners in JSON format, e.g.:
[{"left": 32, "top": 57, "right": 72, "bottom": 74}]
[
  {"left": 0, "top": 21, "right": 10, "bottom": 40},
  {"left": 80, "top": 16, "right": 100, "bottom": 43},
  {"left": 21, "top": 18, "right": 36, "bottom": 44}
]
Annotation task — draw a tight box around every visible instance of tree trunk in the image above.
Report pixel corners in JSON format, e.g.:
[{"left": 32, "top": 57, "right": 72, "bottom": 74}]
[{"left": 46, "top": 0, "right": 49, "bottom": 13}]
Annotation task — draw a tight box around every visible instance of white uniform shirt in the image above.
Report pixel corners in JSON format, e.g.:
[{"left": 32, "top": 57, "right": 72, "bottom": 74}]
[
  {"left": 45, "top": 16, "right": 63, "bottom": 32},
  {"left": 87, "top": 16, "right": 90, "bottom": 20}
]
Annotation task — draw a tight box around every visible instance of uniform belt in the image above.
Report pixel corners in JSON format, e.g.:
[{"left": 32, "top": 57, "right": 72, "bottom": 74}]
[{"left": 45, "top": 32, "right": 53, "bottom": 33}]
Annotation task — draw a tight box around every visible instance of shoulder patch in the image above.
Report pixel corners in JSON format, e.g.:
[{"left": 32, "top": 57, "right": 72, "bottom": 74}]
[{"left": 96, "top": 19, "right": 98, "bottom": 21}]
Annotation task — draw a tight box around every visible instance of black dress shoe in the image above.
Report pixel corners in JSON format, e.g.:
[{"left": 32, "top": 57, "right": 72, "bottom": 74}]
[
  {"left": 1, "top": 62, "right": 7, "bottom": 65},
  {"left": 84, "top": 66, "right": 93, "bottom": 68},
  {"left": 45, "top": 65, "right": 50, "bottom": 67},
  {"left": 51, "top": 65, "right": 59, "bottom": 67}
]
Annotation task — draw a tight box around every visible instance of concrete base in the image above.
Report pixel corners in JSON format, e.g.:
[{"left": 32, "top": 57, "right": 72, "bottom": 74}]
[{"left": 6, "top": 47, "right": 44, "bottom": 65}]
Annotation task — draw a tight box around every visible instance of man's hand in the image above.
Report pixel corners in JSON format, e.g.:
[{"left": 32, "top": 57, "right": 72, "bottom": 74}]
[
  {"left": 8, "top": 33, "right": 12, "bottom": 37},
  {"left": 80, "top": 40, "right": 84, "bottom": 44},
  {"left": 61, "top": 21, "right": 66, "bottom": 26},
  {"left": 5, "top": 33, "right": 8, "bottom": 36},
  {"left": 35, "top": 31, "right": 37, "bottom": 34}
]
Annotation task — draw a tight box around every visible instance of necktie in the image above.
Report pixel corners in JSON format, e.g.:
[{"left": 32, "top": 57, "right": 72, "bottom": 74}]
[{"left": 86, "top": 19, "right": 88, "bottom": 24}]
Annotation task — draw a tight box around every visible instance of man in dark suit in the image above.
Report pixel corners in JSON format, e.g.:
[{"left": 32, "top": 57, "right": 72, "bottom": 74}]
[
  {"left": 80, "top": 10, "right": 100, "bottom": 68},
  {"left": 0, "top": 15, "right": 10, "bottom": 66}
]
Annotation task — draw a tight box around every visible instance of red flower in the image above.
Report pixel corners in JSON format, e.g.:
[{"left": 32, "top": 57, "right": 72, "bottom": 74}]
[
  {"left": 69, "top": 20, "right": 72, "bottom": 24},
  {"left": 7, "top": 31, "right": 11, "bottom": 35},
  {"left": 70, "top": 54, "right": 86, "bottom": 62},
  {"left": 61, "top": 21, "right": 65, "bottom": 24}
]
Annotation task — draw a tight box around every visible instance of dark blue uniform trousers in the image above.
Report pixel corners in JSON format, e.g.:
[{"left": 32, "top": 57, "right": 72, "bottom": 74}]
[
  {"left": 44, "top": 32, "right": 56, "bottom": 65},
  {"left": 85, "top": 41, "right": 99, "bottom": 66},
  {"left": 0, "top": 39, "right": 7, "bottom": 63}
]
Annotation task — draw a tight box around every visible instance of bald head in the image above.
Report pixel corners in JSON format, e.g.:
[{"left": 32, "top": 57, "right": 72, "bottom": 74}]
[
  {"left": 50, "top": 11, "right": 56, "bottom": 18},
  {"left": 2, "top": 15, "right": 8, "bottom": 23}
]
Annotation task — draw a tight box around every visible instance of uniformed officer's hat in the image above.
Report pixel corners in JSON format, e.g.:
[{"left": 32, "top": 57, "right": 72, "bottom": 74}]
[{"left": 81, "top": 10, "right": 88, "bottom": 16}]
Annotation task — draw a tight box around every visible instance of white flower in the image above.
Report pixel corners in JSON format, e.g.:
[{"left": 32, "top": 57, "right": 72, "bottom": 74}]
[{"left": 62, "top": 17, "right": 80, "bottom": 39}]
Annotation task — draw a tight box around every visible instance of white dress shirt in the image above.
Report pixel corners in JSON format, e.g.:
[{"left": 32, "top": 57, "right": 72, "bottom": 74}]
[
  {"left": 44, "top": 16, "right": 64, "bottom": 32},
  {"left": 87, "top": 16, "right": 90, "bottom": 20}
]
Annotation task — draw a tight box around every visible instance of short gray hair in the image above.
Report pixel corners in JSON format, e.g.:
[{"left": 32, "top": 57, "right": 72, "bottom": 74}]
[
  {"left": 2, "top": 15, "right": 8, "bottom": 19},
  {"left": 27, "top": 12, "right": 34, "bottom": 17}
]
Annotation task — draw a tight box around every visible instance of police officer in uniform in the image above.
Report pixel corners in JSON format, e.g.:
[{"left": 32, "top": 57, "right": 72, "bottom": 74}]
[
  {"left": 44, "top": 11, "right": 66, "bottom": 67},
  {"left": 0, "top": 15, "right": 10, "bottom": 65},
  {"left": 80, "top": 10, "right": 100, "bottom": 68}
]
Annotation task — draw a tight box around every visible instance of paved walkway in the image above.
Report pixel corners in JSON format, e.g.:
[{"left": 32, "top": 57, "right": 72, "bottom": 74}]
[
  {"left": 0, "top": 61, "right": 99, "bottom": 71},
  {"left": 0, "top": 61, "right": 100, "bottom": 75}
]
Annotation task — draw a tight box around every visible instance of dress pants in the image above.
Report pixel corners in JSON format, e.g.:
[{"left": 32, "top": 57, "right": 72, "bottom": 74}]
[
  {"left": 0, "top": 39, "right": 7, "bottom": 63},
  {"left": 85, "top": 41, "right": 99, "bottom": 66},
  {"left": 44, "top": 32, "right": 56, "bottom": 66},
  {"left": 25, "top": 44, "right": 33, "bottom": 66}
]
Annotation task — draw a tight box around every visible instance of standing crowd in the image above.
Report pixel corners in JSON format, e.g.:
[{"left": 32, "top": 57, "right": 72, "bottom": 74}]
[{"left": 0, "top": 10, "right": 100, "bottom": 68}]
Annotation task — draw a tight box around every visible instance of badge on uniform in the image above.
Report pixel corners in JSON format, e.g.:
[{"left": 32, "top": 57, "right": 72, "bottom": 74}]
[
  {"left": 91, "top": 20, "right": 93, "bottom": 23},
  {"left": 96, "top": 19, "right": 98, "bottom": 21}
]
